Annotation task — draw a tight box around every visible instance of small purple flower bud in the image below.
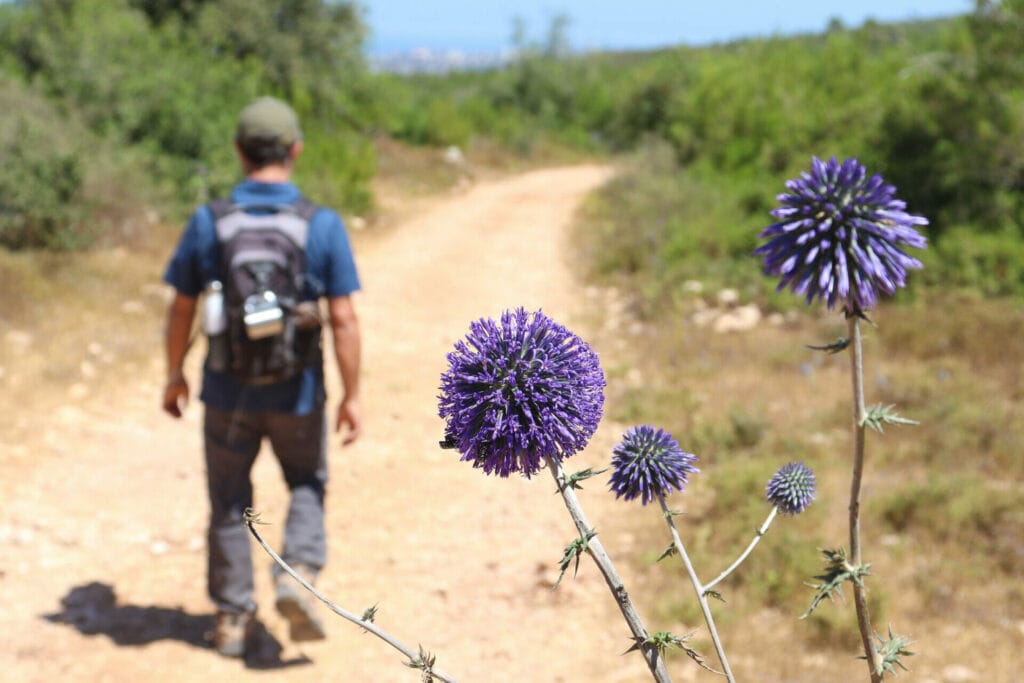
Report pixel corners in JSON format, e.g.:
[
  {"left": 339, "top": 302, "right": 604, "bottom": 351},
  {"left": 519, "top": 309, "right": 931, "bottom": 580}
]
[
  {"left": 766, "top": 462, "right": 816, "bottom": 515},
  {"left": 438, "top": 308, "right": 605, "bottom": 478},
  {"left": 756, "top": 156, "right": 928, "bottom": 315},
  {"left": 609, "top": 425, "right": 699, "bottom": 505}
]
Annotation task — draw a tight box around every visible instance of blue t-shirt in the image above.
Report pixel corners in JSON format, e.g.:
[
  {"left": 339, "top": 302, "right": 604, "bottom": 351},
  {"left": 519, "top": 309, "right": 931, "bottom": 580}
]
[{"left": 163, "top": 179, "right": 360, "bottom": 415}]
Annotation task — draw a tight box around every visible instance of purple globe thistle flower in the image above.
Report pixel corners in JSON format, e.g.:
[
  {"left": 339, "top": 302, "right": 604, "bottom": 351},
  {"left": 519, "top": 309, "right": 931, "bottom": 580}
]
[
  {"left": 608, "top": 425, "right": 699, "bottom": 505},
  {"left": 765, "top": 462, "right": 816, "bottom": 515},
  {"left": 438, "top": 308, "right": 605, "bottom": 478},
  {"left": 755, "top": 156, "right": 928, "bottom": 314}
]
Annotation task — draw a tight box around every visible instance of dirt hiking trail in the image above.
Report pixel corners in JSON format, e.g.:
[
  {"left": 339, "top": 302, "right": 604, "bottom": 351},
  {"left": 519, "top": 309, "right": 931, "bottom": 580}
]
[{"left": 1, "top": 165, "right": 691, "bottom": 683}]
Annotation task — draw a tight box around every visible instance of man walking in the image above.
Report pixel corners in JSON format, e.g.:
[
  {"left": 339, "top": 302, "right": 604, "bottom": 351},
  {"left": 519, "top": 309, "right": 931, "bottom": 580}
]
[{"left": 161, "top": 96, "right": 362, "bottom": 657}]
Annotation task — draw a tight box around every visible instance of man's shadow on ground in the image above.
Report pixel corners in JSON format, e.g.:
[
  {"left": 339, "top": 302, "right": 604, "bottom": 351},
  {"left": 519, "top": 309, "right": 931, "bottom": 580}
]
[{"left": 43, "top": 581, "right": 311, "bottom": 670}]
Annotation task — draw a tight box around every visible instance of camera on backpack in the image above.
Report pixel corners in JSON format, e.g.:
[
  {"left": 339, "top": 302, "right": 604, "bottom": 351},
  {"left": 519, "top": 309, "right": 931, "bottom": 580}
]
[{"left": 243, "top": 290, "right": 285, "bottom": 339}]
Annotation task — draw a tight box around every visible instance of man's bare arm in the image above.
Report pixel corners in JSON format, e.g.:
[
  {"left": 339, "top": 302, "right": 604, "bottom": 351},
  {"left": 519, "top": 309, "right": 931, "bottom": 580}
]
[
  {"left": 163, "top": 292, "right": 197, "bottom": 417},
  {"left": 328, "top": 295, "right": 362, "bottom": 444}
]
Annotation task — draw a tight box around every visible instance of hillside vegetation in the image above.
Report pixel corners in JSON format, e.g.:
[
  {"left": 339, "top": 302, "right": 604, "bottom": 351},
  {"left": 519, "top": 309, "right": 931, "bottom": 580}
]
[
  {"left": 380, "top": 4, "right": 1023, "bottom": 299},
  {"left": 0, "top": 0, "right": 376, "bottom": 249},
  {"left": 3, "top": 3, "right": 1022, "bottom": 286}
]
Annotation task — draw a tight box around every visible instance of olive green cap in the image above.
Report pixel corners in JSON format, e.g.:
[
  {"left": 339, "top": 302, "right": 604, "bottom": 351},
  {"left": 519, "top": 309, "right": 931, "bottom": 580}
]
[{"left": 235, "top": 96, "right": 302, "bottom": 146}]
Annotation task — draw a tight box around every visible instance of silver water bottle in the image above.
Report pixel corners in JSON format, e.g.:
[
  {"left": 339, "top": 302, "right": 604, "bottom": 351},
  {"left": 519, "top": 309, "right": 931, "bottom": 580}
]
[{"left": 203, "top": 281, "right": 228, "bottom": 371}]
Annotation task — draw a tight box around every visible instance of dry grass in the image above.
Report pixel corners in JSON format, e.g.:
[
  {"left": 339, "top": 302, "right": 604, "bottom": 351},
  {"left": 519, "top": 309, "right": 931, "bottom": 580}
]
[{"left": 581, "top": 289, "right": 1024, "bottom": 681}]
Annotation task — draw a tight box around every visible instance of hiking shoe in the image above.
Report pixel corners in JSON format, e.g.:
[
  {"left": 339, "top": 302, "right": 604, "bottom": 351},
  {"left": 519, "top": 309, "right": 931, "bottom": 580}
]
[
  {"left": 274, "top": 566, "right": 326, "bottom": 642},
  {"left": 213, "top": 610, "right": 254, "bottom": 658}
]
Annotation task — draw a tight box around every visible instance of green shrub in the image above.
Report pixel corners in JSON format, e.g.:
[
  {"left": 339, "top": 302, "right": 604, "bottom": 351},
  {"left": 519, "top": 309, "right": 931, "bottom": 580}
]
[
  {"left": 294, "top": 125, "right": 376, "bottom": 214},
  {"left": 922, "top": 226, "right": 1024, "bottom": 296},
  {"left": 0, "top": 0, "right": 375, "bottom": 245},
  {"left": 0, "top": 79, "right": 87, "bottom": 249}
]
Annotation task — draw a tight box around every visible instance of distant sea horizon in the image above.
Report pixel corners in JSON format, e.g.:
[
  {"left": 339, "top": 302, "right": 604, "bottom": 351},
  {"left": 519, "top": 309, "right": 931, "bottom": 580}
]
[{"left": 367, "top": 10, "right": 961, "bottom": 75}]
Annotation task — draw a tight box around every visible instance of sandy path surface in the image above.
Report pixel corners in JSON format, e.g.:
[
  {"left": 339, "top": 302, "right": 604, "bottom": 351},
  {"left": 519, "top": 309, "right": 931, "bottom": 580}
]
[{"left": 0, "top": 165, "right": 689, "bottom": 683}]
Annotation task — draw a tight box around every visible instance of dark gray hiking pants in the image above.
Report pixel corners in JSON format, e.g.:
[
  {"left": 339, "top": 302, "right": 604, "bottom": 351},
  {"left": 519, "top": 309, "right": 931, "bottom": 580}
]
[{"left": 203, "top": 406, "right": 328, "bottom": 614}]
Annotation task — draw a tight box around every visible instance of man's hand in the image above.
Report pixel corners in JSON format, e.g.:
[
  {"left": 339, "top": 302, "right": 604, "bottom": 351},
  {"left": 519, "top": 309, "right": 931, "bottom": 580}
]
[
  {"left": 335, "top": 396, "right": 362, "bottom": 445},
  {"left": 163, "top": 292, "right": 196, "bottom": 418},
  {"left": 163, "top": 375, "right": 189, "bottom": 418}
]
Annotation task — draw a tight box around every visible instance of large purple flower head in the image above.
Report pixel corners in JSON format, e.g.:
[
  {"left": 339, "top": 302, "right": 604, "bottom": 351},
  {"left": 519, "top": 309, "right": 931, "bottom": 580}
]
[
  {"left": 438, "top": 308, "right": 605, "bottom": 478},
  {"left": 608, "top": 425, "right": 699, "bottom": 505},
  {"left": 756, "top": 156, "right": 928, "bottom": 314},
  {"left": 765, "top": 462, "right": 816, "bottom": 515}
]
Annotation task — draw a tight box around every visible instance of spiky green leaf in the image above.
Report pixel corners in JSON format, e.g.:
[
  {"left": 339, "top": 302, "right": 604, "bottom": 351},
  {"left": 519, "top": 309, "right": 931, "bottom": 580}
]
[
  {"left": 656, "top": 543, "right": 678, "bottom": 563},
  {"left": 557, "top": 467, "right": 609, "bottom": 492},
  {"left": 553, "top": 529, "right": 597, "bottom": 589},
  {"left": 806, "top": 337, "right": 850, "bottom": 354},
  {"left": 862, "top": 404, "right": 919, "bottom": 433},
  {"left": 801, "top": 547, "right": 871, "bottom": 618}
]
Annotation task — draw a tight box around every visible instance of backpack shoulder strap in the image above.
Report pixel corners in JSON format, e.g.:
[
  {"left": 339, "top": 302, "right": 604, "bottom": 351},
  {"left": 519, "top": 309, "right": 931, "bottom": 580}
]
[
  {"left": 293, "top": 197, "right": 320, "bottom": 222},
  {"left": 208, "top": 198, "right": 235, "bottom": 221}
]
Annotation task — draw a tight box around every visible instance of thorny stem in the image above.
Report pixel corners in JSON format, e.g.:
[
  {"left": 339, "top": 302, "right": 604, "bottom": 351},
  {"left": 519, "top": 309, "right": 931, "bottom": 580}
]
[
  {"left": 546, "top": 456, "right": 673, "bottom": 683},
  {"left": 848, "top": 317, "right": 883, "bottom": 683},
  {"left": 657, "top": 494, "right": 735, "bottom": 683},
  {"left": 244, "top": 509, "right": 458, "bottom": 683},
  {"left": 703, "top": 507, "right": 779, "bottom": 595}
]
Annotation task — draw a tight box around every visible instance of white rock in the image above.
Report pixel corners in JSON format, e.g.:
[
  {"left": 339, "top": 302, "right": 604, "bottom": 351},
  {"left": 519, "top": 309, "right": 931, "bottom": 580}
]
[
  {"left": 717, "top": 288, "right": 740, "bottom": 307},
  {"left": 121, "top": 300, "right": 145, "bottom": 315},
  {"left": 4, "top": 330, "right": 33, "bottom": 348},
  {"left": 149, "top": 540, "right": 169, "bottom": 556},
  {"left": 141, "top": 283, "right": 173, "bottom": 303},
  {"left": 767, "top": 312, "right": 786, "bottom": 326},
  {"left": 349, "top": 216, "right": 367, "bottom": 231},
  {"left": 713, "top": 304, "right": 762, "bottom": 333},
  {"left": 943, "top": 665, "right": 979, "bottom": 682},
  {"left": 682, "top": 280, "right": 704, "bottom": 294},
  {"left": 692, "top": 309, "right": 720, "bottom": 328},
  {"left": 443, "top": 145, "right": 466, "bottom": 166},
  {"left": 87, "top": 342, "right": 104, "bottom": 356}
]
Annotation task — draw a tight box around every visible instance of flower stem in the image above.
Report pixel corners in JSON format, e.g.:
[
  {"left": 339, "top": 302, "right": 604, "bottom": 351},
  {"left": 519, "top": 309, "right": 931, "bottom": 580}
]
[
  {"left": 848, "top": 316, "right": 883, "bottom": 683},
  {"left": 657, "top": 494, "right": 736, "bottom": 683},
  {"left": 546, "top": 456, "right": 673, "bottom": 683},
  {"left": 703, "top": 507, "right": 778, "bottom": 595},
  {"left": 244, "top": 509, "right": 458, "bottom": 683}
]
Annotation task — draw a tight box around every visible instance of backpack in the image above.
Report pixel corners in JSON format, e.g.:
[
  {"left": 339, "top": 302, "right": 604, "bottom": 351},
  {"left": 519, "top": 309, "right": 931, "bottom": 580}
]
[{"left": 207, "top": 198, "right": 323, "bottom": 385}]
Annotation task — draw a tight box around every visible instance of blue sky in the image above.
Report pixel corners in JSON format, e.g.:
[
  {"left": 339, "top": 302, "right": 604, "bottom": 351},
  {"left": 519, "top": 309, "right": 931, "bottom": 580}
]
[{"left": 361, "top": 0, "right": 973, "bottom": 55}]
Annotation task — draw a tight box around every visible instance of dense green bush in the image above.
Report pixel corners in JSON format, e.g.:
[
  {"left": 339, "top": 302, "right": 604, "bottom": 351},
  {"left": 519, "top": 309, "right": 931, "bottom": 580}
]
[
  {"left": 0, "top": 77, "right": 86, "bottom": 249},
  {"left": 0, "top": 0, "right": 373, "bottom": 249}
]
